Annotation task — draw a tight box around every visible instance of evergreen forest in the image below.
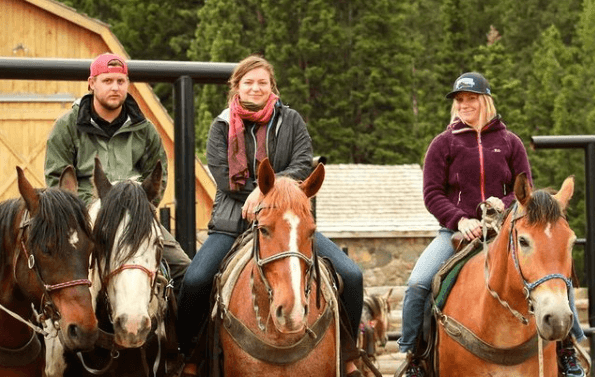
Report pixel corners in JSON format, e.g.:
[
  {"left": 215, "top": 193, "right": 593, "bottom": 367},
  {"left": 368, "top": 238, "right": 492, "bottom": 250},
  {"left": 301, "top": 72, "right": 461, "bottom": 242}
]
[{"left": 59, "top": 0, "right": 595, "bottom": 280}]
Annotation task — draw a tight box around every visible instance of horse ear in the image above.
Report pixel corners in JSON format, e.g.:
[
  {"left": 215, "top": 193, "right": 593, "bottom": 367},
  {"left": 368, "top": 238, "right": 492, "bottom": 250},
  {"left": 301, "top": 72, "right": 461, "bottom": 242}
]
[
  {"left": 258, "top": 158, "right": 276, "bottom": 196},
  {"left": 554, "top": 175, "right": 574, "bottom": 211},
  {"left": 300, "top": 163, "right": 325, "bottom": 199},
  {"left": 93, "top": 156, "right": 112, "bottom": 199},
  {"left": 141, "top": 160, "right": 162, "bottom": 204},
  {"left": 16, "top": 166, "right": 40, "bottom": 215},
  {"left": 513, "top": 172, "right": 532, "bottom": 207},
  {"left": 384, "top": 287, "right": 394, "bottom": 302},
  {"left": 59, "top": 165, "right": 78, "bottom": 193}
]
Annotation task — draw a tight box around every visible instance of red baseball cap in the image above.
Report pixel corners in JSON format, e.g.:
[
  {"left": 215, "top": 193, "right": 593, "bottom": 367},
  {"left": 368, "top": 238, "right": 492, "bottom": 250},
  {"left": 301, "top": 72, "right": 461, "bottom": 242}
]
[{"left": 89, "top": 53, "right": 128, "bottom": 77}]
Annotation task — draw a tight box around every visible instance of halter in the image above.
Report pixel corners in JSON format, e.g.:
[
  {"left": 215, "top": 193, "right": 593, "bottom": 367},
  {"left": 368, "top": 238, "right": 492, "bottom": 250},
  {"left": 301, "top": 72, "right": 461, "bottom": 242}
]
[
  {"left": 484, "top": 202, "right": 574, "bottom": 325},
  {"left": 5, "top": 210, "right": 92, "bottom": 333},
  {"left": 250, "top": 204, "right": 319, "bottom": 331},
  {"left": 99, "top": 233, "right": 164, "bottom": 321}
]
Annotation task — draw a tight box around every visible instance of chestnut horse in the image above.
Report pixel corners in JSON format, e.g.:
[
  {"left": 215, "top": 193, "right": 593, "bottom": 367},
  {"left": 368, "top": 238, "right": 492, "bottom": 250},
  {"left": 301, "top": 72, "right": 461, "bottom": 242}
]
[
  {"left": 214, "top": 158, "right": 339, "bottom": 377},
  {"left": 436, "top": 173, "right": 579, "bottom": 376},
  {"left": 45, "top": 158, "right": 175, "bottom": 376},
  {"left": 356, "top": 288, "right": 393, "bottom": 377},
  {"left": 0, "top": 167, "right": 98, "bottom": 377}
]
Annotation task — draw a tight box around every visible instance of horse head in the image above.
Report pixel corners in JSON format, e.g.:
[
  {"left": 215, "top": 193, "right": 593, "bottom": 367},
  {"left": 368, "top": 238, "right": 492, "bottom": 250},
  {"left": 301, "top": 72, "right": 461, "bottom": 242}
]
[
  {"left": 252, "top": 158, "right": 325, "bottom": 334},
  {"left": 15, "top": 166, "right": 98, "bottom": 351},
  {"left": 91, "top": 157, "right": 164, "bottom": 348},
  {"left": 504, "top": 172, "right": 575, "bottom": 341}
]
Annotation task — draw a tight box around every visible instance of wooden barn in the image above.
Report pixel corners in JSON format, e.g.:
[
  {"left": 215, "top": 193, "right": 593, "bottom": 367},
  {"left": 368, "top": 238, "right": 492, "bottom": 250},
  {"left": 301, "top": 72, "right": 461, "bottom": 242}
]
[{"left": 0, "top": 0, "right": 215, "bottom": 233}]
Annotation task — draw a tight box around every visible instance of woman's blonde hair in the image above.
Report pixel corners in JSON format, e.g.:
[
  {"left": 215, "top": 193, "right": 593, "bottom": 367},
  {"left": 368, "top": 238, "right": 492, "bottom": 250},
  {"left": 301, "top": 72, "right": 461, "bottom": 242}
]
[
  {"left": 449, "top": 93, "right": 497, "bottom": 127},
  {"left": 227, "top": 55, "right": 279, "bottom": 103}
]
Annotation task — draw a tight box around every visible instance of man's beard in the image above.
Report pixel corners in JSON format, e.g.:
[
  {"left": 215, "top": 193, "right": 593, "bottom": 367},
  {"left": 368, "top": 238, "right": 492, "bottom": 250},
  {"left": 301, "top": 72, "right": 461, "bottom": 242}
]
[{"left": 98, "top": 96, "right": 125, "bottom": 111}]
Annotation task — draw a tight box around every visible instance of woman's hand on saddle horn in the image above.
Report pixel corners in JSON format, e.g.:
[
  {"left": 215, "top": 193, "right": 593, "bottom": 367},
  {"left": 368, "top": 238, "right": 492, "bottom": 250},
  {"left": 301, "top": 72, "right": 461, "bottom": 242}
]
[
  {"left": 457, "top": 217, "right": 482, "bottom": 241},
  {"left": 242, "top": 187, "right": 261, "bottom": 222}
]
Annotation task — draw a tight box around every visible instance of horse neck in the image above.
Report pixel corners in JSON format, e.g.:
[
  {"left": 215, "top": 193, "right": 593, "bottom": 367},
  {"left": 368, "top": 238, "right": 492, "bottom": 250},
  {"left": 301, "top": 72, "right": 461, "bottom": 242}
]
[{"left": 0, "top": 245, "right": 36, "bottom": 349}]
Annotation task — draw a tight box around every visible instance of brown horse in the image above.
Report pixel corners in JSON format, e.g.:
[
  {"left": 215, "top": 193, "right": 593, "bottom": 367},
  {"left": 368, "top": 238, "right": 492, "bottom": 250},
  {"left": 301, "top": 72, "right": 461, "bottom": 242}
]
[
  {"left": 0, "top": 167, "right": 98, "bottom": 377},
  {"left": 436, "top": 173, "right": 578, "bottom": 376},
  {"left": 356, "top": 288, "right": 393, "bottom": 376},
  {"left": 215, "top": 158, "right": 339, "bottom": 377},
  {"left": 46, "top": 158, "right": 176, "bottom": 376}
]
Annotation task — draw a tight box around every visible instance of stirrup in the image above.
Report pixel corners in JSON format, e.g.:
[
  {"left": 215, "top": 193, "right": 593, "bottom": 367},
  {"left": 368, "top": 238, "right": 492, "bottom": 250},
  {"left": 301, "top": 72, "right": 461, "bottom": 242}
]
[{"left": 394, "top": 352, "right": 426, "bottom": 377}]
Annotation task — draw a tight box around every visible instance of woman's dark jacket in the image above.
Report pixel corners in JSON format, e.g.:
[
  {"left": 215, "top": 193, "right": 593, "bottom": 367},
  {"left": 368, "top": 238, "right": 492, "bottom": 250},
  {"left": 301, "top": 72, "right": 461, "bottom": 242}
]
[{"left": 206, "top": 100, "right": 313, "bottom": 236}]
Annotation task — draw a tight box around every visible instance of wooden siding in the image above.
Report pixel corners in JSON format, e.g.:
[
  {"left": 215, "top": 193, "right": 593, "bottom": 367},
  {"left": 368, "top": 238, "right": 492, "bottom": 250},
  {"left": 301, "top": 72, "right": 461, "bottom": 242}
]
[{"left": 0, "top": 0, "right": 215, "bottom": 231}]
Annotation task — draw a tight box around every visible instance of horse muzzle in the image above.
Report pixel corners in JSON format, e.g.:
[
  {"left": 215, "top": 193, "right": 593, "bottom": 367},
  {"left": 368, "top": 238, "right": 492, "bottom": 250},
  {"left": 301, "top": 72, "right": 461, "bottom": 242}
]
[{"left": 532, "top": 291, "right": 573, "bottom": 341}]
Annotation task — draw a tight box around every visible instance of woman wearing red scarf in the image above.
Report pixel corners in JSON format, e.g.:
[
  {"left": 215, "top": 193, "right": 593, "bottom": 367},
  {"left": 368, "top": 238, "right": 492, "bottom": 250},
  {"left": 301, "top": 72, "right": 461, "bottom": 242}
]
[{"left": 177, "top": 55, "right": 364, "bottom": 376}]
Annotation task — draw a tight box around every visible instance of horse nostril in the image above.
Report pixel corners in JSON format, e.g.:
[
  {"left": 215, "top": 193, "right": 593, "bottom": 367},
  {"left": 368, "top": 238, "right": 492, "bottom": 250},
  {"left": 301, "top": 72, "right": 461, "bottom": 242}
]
[
  {"left": 68, "top": 324, "right": 80, "bottom": 339},
  {"left": 544, "top": 314, "right": 552, "bottom": 326},
  {"left": 304, "top": 304, "right": 309, "bottom": 316},
  {"left": 114, "top": 314, "right": 127, "bottom": 331},
  {"left": 276, "top": 305, "right": 284, "bottom": 319},
  {"left": 141, "top": 316, "right": 150, "bottom": 331}
]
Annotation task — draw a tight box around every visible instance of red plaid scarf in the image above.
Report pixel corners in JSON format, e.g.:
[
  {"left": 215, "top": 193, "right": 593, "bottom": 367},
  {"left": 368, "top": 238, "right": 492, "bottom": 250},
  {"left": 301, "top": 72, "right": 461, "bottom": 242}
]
[{"left": 228, "top": 93, "right": 278, "bottom": 191}]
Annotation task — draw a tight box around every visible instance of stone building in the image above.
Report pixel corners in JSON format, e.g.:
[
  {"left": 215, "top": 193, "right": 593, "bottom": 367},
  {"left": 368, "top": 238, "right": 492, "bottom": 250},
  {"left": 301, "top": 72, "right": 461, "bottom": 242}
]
[{"left": 315, "top": 164, "right": 439, "bottom": 287}]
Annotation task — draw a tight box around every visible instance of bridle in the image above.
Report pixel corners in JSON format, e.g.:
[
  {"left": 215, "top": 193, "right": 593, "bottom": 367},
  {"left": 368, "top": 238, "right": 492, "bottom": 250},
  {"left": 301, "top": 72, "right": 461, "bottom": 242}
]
[
  {"left": 76, "top": 224, "right": 169, "bottom": 376},
  {"left": 484, "top": 203, "right": 574, "bottom": 325},
  {"left": 99, "top": 225, "right": 164, "bottom": 320},
  {"left": 0, "top": 210, "right": 92, "bottom": 336},
  {"left": 250, "top": 204, "right": 321, "bottom": 331}
]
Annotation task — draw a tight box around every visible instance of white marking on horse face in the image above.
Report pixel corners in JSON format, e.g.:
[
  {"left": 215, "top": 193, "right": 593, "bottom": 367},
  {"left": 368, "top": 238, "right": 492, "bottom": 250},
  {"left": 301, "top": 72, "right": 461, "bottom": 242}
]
[
  {"left": 284, "top": 211, "right": 304, "bottom": 321},
  {"left": 69, "top": 230, "right": 79, "bottom": 247},
  {"left": 544, "top": 223, "right": 553, "bottom": 239},
  {"left": 108, "top": 212, "right": 160, "bottom": 325}
]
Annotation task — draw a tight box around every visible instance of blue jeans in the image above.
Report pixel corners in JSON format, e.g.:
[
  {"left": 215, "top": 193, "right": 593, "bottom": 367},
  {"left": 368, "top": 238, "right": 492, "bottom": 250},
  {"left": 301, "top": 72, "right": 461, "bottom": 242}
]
[
  {"left": 398, "top": 228, "right": 585, "bottom": 353},
  {"left": 399, "top": 228, "right": 455, "bottom": 352},
  {"left": 176, "top": 231, "right": 363, "bottom": 355}
]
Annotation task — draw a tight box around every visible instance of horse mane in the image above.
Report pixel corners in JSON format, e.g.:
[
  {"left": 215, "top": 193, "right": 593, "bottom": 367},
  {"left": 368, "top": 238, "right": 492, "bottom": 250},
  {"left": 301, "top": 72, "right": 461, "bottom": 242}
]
[
  {"left": 93, "top": 180, "right": 158, "bottom": 277},
  {"left": 0, "top": 198, "right": 22, "bottom": 276},
  {"left": 261, "top": 176, "right": 312, "bottom": 219},
  {"left": 30, "top": 188, "right": 93, "bottom": 255},
  {"left": 525, "top": 190, "right": 563, "bottom": 225},
  {"left": 0, "top": 189, "right": 92, "bottom": 278}
]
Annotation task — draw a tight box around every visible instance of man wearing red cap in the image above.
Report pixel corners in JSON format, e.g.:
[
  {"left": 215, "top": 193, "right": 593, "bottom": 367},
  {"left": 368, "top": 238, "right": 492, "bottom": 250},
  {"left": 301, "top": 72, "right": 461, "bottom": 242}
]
[{"left": 44, "top": 52, "right": 190, "bottom": 294}]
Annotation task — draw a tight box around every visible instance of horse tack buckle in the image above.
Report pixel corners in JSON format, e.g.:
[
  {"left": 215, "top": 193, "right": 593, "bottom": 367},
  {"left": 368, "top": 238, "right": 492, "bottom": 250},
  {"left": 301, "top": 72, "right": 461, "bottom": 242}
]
[{"left": 27, "top": 254, "right": 35, "bottom": 269}]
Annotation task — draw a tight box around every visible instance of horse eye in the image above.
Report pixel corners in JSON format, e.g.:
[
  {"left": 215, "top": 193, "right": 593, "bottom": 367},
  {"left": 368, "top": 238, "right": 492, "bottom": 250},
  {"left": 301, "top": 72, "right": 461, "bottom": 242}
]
[
  {"left": 518, "top": 236, "right": 530, "bottom": 248},
  {"left": 259, "top": 226, "right": 271, "bottom": 237}
]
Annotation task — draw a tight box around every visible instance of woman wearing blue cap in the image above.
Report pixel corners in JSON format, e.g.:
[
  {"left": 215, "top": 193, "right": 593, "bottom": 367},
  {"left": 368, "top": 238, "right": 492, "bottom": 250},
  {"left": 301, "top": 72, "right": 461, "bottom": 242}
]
[{"left": 398, "top": 72, "right": 585, "bottom": 377}]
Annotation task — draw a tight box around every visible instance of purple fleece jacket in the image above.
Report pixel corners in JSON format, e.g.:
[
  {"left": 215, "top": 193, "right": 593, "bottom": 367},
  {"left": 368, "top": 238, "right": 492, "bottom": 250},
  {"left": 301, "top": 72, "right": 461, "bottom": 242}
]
[{"left": 423, "top": 116, "right": 532, "bottom": 230}]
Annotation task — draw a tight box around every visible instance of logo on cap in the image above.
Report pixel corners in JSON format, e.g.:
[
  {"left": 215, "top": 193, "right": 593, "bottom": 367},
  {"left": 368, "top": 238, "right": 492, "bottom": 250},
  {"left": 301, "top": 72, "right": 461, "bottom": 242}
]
[{"left": 455, "top": 78, "right": 475, "bottom": 90}]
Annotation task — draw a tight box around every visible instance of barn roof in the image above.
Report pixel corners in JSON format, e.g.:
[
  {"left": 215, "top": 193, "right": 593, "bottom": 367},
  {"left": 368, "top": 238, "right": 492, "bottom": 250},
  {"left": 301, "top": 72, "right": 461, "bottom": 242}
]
[
  {"left": 315, "top": 164, "right": 439, "bottom": 238},
  {"left": 1, "top": 0, "right": 216, "bottom": 229}
]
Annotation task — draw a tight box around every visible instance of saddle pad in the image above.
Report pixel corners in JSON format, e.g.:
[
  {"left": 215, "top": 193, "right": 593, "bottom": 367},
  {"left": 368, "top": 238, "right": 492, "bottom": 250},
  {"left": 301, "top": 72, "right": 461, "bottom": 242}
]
[{"left": 433, "top": 243, "right": 482, "bottom": 311}]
